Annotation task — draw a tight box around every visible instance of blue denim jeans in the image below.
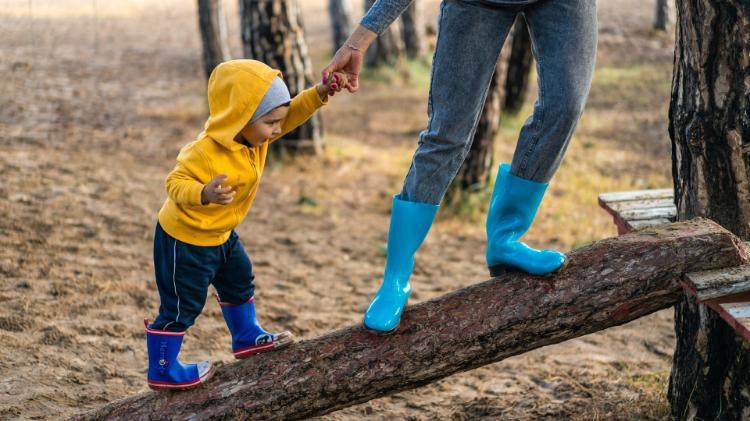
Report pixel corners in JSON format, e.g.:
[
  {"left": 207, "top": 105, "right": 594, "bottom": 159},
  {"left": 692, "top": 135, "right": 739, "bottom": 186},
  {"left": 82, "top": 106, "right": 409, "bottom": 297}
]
[{"left": 399, "top": 0, "right": 597, "bottom": 205}]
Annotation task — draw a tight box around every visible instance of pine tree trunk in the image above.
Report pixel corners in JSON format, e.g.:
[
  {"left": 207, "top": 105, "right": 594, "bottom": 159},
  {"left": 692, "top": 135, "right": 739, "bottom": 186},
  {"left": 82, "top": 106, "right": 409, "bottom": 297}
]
[
  {"left": 445, "top": 29, "right": 515, "bottom": 203},
  {"left": 503, "top": 15, "right": 533, "bottom": 115},
  {"left": 328, "top": 0, "right": 354, "bottom": 55},
  {"left": 400, "top": 0, "right": 426, "bottom": 59},
  {"left": 197, "top": 0, "right": 231, "bottom": 79},
  {"left": 239, "top": 0, "right": 323, "bottom": 154},
  {"left": 654, "top": 0, "right": 672, "bottom": 31},
  {"left": 667, "top": 1, "right": 750, "bottom": 419},
  {"left": 364, "top": 0, "right": 404, "bottom": 67}
]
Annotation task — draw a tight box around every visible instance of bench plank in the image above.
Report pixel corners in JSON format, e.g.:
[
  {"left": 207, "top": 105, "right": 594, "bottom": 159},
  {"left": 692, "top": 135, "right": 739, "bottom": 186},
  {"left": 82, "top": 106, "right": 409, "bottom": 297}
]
[
  {"left": 682, "top": 255, "right": 750, "bottom": 342},
  {"left": 598, "top": 188, "right": 674, "bottom": 203},
  {"left": 598, "top": 188, "right": 676, "bottom": 234},
  {"left": 629, "top": 218, "right": 673, "bottom": 230},
  {"left": 619, "top": 207, "right": 677, "bottom": 221},
  {"left": 604, "top": 197, "right": 676, "bottom": 212},
  {"left": 683, "top": 265, "right": 750, "bottom": 302},
  {"left": 717, "top": 303, "right": 750, "bottom": 342}
]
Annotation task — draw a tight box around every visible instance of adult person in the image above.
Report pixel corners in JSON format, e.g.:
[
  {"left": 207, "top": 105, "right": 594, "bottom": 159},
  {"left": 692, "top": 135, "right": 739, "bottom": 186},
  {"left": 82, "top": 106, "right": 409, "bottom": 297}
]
[{"left": 322, "top": 0, "right": 597, "bottom": 333}]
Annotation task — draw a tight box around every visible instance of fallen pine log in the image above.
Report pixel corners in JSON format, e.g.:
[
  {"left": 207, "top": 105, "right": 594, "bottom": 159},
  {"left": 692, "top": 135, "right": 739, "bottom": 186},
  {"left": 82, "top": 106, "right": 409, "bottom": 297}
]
[{"left": 79, "top": 218, "right": 748, "bottom": 420}]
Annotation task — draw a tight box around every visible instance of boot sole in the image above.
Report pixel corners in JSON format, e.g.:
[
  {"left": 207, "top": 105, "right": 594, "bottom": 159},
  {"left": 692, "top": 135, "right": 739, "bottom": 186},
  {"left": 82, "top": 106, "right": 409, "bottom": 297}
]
[
  {"left": 234, "top": 331, "right": 294, "bottom": 359},
  {"left": 148, "top": 364, "right": 216, "bottom": 391},
  {"left": 364, "top": 323, "right": 399, "bottom": 335},
  {"left": 489, "top": 258, "right": 569, "bottom": 278}
]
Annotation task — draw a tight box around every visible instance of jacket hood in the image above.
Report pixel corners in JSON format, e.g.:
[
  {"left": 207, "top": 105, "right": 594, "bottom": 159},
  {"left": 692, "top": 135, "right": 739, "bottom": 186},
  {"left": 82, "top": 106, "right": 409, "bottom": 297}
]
[{"left": 201, "top": 59, "right": 282, "bottom": 151}]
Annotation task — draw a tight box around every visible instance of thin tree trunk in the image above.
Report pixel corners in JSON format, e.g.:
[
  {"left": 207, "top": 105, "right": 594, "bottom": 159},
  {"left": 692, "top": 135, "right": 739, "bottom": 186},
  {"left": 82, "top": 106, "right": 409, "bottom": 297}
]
[
  {"left": 364, "top": 0, "right": 404, "bottom": 67},
  {"left": 503, "top": 15, "right": 533, "bottom": 115},
  {"left": 654, "top": 0, "right": 672, "bottom": 31},
  {"left": 79, "top": 219, "right": 747, "bottom": 420},
  {"left": 239, "top": 0, "right": 323, "bottom": 154},
  {"left": 197, "top": 0, "right": 231, "bottom": 79},
  {"left": 328, "top": 0, "right": 353, "bottom": 55},
  {"left": 668, "top": 1, "right": 750, "bottom": 419},
  {"left": 400, "top": 0, "right": 426, "bottom": 59}
]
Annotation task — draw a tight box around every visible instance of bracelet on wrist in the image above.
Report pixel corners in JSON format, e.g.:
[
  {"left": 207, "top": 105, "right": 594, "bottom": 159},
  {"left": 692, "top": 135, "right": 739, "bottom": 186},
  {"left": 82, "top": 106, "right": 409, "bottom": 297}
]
[{"left": 344, "top": 42, "right": 361, "bottom": 52}]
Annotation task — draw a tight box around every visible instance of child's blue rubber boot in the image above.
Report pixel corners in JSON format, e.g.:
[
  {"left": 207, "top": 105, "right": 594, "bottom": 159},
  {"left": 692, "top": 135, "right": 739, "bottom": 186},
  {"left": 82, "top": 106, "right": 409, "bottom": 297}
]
[
  {"left": 486, "top": 163, "right": 566, "bottom": 277},
  {"left": 216, "top": 295, "right": 294, "bottom": 359},
  {"left": 363, "top": 196, "right": 439, "bottom": 333},
  {"left": 145, "top": 319, "right": 214, "bottom": 391}
]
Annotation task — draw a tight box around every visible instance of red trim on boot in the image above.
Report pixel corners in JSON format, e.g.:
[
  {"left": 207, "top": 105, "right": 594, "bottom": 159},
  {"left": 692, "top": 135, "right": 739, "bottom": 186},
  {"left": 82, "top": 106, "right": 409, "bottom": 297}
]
[
  {"left": 233, "top": 341, "right": 277, "bottom": 358},
  {"left": 147, "top": 366, "right": 215, "bottom": 391}
]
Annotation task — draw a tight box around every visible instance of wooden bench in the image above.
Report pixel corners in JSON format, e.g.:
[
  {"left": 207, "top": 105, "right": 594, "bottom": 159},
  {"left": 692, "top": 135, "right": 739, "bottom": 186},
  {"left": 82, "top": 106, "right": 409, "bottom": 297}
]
[
  {"left": 598, "top": 187, "right": 750, "bottom": 342},
  {"left": 598, "top": 188, "right": 676, "bottom": 234},
  {"left": 682, "top": 264, "right": 750, "bottom": 342}
]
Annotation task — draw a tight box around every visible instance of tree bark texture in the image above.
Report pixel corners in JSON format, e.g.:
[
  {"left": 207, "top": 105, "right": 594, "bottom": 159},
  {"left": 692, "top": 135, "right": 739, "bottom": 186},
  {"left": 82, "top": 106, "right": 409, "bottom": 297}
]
[
  {"left": 400, "top": 0, "right": 426, "bottom": 59},
  {"left": 239, "top": 0, "right": 323, "bottom": 154},
  {"left": 328, "top": 0, "right": 354, "bottom": 55},
  {"left": 364, "top": 0, "right": 404, "bottom": 66},
  {"left": 197, "top": 0, "right": 231, "bottom": 79},
  {"left": 668, "top": 1, "right": 750, "bottom": 419},
  {"left": 80, "top": 219, "right": 747, "bottom": 420},
  {"left": 503, "top": 15, "right": 533, "bottom": 115}
]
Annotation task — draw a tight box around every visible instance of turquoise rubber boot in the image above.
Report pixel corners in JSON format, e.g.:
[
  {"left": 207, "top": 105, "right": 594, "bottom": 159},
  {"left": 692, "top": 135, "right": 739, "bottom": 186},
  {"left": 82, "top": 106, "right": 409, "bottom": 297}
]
[
  {"left": 486, "top": 164, "right": 566, "bottom": 277},
  {"left": 363, "top": 196, "right": 439, "bottom": 333}
]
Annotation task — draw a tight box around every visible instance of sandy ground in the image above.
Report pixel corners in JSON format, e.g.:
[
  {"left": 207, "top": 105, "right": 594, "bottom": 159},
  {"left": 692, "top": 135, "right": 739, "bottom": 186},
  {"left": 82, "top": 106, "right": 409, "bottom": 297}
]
[{"left": 0, "top": 0, "right": 677, "bottom": 419}]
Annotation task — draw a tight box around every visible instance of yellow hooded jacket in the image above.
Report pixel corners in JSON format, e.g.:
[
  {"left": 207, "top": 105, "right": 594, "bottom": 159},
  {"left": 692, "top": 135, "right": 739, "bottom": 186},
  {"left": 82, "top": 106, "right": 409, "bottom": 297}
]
[{"left": 158, "top": 60, "right": 327, "bottom": 246}]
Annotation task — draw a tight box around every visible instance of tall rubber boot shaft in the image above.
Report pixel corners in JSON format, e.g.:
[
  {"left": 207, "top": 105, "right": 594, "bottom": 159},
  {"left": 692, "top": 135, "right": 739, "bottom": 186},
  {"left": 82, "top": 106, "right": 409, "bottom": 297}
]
[{"left": 364, "top": 196, "right": 438, "bottom": 333}]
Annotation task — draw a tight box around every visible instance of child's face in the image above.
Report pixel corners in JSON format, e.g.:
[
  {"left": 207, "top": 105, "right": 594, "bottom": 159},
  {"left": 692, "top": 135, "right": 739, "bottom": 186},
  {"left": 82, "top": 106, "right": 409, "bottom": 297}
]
[{"left": 237, "top": 105, "right": 290, "bottom": 147}]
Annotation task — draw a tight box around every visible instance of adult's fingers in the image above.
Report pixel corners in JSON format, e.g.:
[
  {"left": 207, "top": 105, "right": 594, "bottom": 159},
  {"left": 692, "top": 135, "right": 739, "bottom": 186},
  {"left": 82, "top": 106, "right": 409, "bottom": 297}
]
[
  {"left": 347, "top": 75, "right": 359, "bottom": 93},
  {"left": 321, "top": 48, "right": 350, "bottom": 83}
]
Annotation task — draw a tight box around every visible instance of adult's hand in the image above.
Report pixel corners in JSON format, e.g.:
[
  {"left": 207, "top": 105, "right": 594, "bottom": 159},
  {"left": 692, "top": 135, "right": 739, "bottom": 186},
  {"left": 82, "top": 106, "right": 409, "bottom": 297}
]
[
  {"left": 322, "top": 47, "right": 363, "bottom": 93},
  {"left": 321, "top": 25, "right": 377, "bottom": 93}
]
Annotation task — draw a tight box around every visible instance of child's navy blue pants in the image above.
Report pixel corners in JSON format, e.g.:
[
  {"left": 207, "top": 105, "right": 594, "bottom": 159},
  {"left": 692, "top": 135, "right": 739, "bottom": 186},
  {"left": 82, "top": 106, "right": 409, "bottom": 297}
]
[{"left": 150, "top": 222, "right": 255, "bottom": 332}]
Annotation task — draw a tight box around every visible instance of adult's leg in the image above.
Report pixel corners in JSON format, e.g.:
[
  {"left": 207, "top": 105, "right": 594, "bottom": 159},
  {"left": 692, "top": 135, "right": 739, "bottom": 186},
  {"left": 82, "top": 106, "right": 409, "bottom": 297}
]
[
  {"left": 511, "top": 0, "right": 598, "bottom": 181},
  {"left": 364, "top": 0, "right": 518, "bottom": 333},
  {"left": 400, "top": 0, "right": 518, "bottom": 205},
  {"left": 484, "top": 0, "right": 597, "bottom": 276}
]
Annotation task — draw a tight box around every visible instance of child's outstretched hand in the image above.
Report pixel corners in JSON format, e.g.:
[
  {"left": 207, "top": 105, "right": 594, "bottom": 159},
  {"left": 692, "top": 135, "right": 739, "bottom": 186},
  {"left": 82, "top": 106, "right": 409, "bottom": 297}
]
[
  {"left": 316, "top": 72, "right": 348, "bottom": 99},
  {"left": 201, "top": 174, "right": 235, "bottom": 205}
]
